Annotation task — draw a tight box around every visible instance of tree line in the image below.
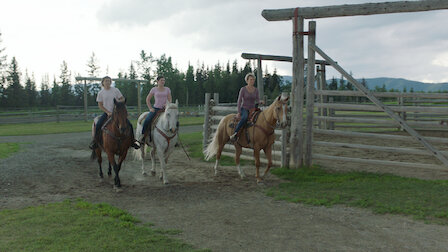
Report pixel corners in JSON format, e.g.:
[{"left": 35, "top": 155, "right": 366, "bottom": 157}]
[{"left": 0, "top": 47, "right": 285, "bottom": 109}]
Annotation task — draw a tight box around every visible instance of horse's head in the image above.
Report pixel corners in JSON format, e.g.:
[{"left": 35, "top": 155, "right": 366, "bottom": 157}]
[
  {"left": 270, "top": 93, "right": 289, "bottom": 128},
  {"left": 164, "top": 99, "right": 179, "bottom": 134},
  {"left": 113, "top": 98, "right": 129, "bottom": 135}
]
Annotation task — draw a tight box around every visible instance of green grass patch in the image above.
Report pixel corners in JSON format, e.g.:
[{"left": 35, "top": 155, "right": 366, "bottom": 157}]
[
  {"left": 0, "top": 142, "right": 20, "bottom": 159},
  {"left": 0, "top": 117, "right": 204, "bottom": 136},
  {"left": 267, "top": 167, "right": 448, "bottom": 224},
  {"left": 0, "top": 199, "right": 208, "bottom": 251},
  {"left": 180, "top": 131, "right": 250, "bottom": 166}
]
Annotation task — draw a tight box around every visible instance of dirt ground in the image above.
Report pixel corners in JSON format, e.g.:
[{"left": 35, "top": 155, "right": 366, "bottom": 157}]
[{"left": 2, "top": 129, "right": 448, "bottom": 251}]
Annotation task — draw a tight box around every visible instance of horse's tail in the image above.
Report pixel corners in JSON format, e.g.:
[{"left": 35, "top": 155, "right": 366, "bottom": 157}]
[
  {"left": 90, "top": 149, "right": 97, "bottom": 160},
  {"left": 203, "top": 116, "right": 227, "bottom": 161},
  {"left": 133, "top": 115, "right": 146, "bottom": 161},
  {"left": 132, "top": 144, "right": 147, "bottom": 161}
]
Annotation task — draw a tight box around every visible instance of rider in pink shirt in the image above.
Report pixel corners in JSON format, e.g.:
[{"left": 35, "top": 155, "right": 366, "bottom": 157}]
[{"left": 140, "top": 76, "right": 172, "bottom": 142}]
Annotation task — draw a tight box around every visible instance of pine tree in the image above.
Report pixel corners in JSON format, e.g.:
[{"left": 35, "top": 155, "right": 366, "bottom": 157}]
[
  {"left": 5, "top": 57, "right": 22, "bottom": 107},
  {"left": 24, "top": 71, "right": 37, "bottom": 107},
  {"left": 59, "top": 61, "right": 73, "bottom": 105},
  {"left": 86, "top": 52, "right": 100, "bottom": 77},
  {"left": 0, "top": 32, "right": 7, "bottom": 107},
  {"left": 39, "top": 74, "right": 51, "bottom": 107}
]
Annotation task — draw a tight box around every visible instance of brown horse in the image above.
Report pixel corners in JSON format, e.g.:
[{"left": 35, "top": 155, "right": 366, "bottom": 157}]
[
  {"left": 204, "top": 94, "right": 289, "bottom": 183},
  {"left": 91, "top": 99, "right": 134, "bottom": 190}
]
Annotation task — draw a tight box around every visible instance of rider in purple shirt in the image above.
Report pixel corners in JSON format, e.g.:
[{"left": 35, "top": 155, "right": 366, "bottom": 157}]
[{"left": 230, "top": 73, "right": 263, "bottom": 141}]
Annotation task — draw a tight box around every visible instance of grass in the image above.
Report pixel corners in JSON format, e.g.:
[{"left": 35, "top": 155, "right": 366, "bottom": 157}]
[
  {"left": 0, "top": 117, "right": 204, "bottom": 136},
  {"left": 267, "top": 166, "right": 448, "bottom": 224},
  {"left": 0, "top": 142, "right": 20, "bottom": 159},
  {"left": 0, "top": 199, "right": 207, "bottom": 251}
]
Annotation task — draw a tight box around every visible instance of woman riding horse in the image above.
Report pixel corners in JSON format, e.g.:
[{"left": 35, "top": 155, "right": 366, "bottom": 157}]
[
  {"left": 89, "top": 76, "right": 139, "bottom": 150},
  {"left": 204, "top": 93, "right": 289, "bottom": 183}
]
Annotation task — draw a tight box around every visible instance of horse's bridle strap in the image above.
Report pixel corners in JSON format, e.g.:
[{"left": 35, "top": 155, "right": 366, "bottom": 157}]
[{"left": 156, "top": 126, "right": 177, "bottom": 153}]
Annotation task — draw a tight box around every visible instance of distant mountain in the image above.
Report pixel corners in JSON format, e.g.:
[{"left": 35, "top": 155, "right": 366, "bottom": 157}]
[{"left": 280, "top": 76, "right": 448, "bottom": 92}]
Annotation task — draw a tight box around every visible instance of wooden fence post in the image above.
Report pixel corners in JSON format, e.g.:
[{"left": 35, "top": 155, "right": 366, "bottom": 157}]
[
  {"left": 203, "top": 93, "right": 211, "bottom": 151},
  {"left": 281, "top": 91, "right": 289, "bottom": 167},
  {"left": 305, "top": 21, "right": 316, "bottom": 167},
  {"left": 289, "top": 12, "right": 305, "bottom": 168},
  {"left": 213, "top": 93, "right": 219, "bottom": 105},
  {"left": 83, "top": 80, "right": 88, "bottom": 122}
]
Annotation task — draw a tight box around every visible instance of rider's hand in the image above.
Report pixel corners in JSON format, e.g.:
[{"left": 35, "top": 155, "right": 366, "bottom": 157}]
[
  {"left": 150, "top": 108, "right": 155, "bottom": 113},
  {"left": 106, "top": 112, "right": 112, "bottom": 117}
]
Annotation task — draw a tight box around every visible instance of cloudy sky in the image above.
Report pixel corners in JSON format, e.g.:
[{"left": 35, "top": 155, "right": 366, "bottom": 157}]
[{"left": 1, "top": 0, "right": 448, "bottom": 88}]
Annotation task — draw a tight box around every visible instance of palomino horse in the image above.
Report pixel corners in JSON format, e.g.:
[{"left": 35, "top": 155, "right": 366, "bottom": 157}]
[
  {"left": 90, "top": 99, "right": 134, "bottom": 190},
  {"left": 133, "top": 100, "right": 179, "bottom": 184},
  {"left": 204, "top": 94, "right": 289, "bottom": 183}
]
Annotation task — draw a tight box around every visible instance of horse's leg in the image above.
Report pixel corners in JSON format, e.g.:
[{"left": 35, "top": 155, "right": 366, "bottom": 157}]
[
  {"left": 106, "top": 151, "right": 120, "bottom": 189},
  {"left": 108, "top": 162, "right": 112, "bottom": 177},
  {"left": 234, "top": 144, "right": 245, "bottom": 179},
  {"left": 150, "top": 148, "right": 156, "bottom": 176},
  {"left": 156, "top": 148, "right": 168, "bottom": 184},
  {"left": 140, "top": 145, "right": 147, "bottom": 175},
  {"left": 96, "top": 148, "right": 103, "bottom": 179},
  {"left": 262, "top": 145, "right": 273, "bottom": 178},
  {"left": 214, "top": 139, "right": 226, "bottom": 176},
  {"left": 253, "top": 148, "right": 262, "bottom": 183}
]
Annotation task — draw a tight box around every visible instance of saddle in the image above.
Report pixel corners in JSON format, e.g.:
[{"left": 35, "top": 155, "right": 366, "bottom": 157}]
[
  {"left": 229, "top": 108, "right": 261, "bottom": 144},
  {"left": 139, "top": 109, "right": 165, "bottom": 141}
]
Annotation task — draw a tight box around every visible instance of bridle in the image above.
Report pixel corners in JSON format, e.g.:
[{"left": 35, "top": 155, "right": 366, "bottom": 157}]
[{"left": 155, "top": 106, "right": 179, "bottom": 153}]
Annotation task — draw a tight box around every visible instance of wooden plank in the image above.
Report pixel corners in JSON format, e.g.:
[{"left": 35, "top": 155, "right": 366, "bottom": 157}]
[
  {"left": 241, "top": 53, "right": 330, "bottom": 65},
  {"left": 311, "top": 43, "right": 448, "bottom": 167},
  {"left": 315, "top": 115, "right": 447, "bottom": 128},
  {"left": 314, "top": 102, "right": 448, "bottom": 113},
  {"left": 313, "top": 141, "right": 446, "bottom": 156},
  {"left": 262, "top": 0, "right": 448, "bottom": 21},
  {"left": 313, "top": 128, "right": 448, "bottom": 144},
  {"left": 315, "top": 90, "right": 448, "bottom": 99},
  {"left": 313, "top": 154, "right": 446, "bottom": 171},
  {"left": 75, "top": 76, "right": 148, "bottom": 82}
]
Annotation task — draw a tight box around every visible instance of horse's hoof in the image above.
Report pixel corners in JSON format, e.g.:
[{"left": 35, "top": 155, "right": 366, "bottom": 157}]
[
  {"left": 142, "top": 171, "right": 147, "bottom": 176},
  {"left": 151, "top": 171, "right": 156, "bottom": 176},
  {"left": 163, "top": 180, "right": 169, "bottom": 185},
  {"left": 214, "top": 170, "right": 218, "bottom": 176}
]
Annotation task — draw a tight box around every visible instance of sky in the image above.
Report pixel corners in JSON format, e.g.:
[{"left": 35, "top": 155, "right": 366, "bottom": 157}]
[{"left": 1, "top": 0, "right": 448, "bottom": 89}]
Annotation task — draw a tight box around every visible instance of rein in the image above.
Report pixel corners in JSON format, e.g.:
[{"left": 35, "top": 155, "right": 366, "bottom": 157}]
[
  {"left": 155, "top": 126, "right": 178, "bottom": 154},
  {"left": 101, "top": 115, "right": 130, "bottom": 152}
]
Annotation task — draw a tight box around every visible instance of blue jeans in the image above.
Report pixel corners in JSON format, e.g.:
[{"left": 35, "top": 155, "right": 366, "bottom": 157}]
[
  {"left": 142, "top": 107, "right": 161, "bottom": 134},
  {"left": 95, "top": 112, "right": 108, "bottom": 137},
  {"left": 234, "top": 108, "right": 249, "bottom": 133}
]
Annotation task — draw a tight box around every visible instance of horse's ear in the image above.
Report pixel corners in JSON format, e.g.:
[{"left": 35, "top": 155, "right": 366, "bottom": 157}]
[
  {"left": 124, "top": 97, "right": 127, "bottom": 104},
  {"left": 277, "top": 95, "right": 281, "bottom": 101},
  {"left": 114, "top": 98, "right": 117, "bottom": 105},
  {"left": 175, "top": 99, "right": 178, "bottom": 106}
]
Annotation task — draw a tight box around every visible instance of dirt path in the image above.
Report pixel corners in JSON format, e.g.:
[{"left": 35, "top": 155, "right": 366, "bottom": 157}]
[{"left": 2, "top": 131, "right": 448, "bottom": 251}]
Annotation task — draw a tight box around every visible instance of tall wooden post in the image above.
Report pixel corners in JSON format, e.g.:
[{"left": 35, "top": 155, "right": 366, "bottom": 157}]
[
  {"left": 137, "top": 81, "right": 142, "bottom": 115},
  {"left": 83, "top": 79, "right": 88, "bottom": 122},
  {"left": 213, "top": 93, "right": 220, "bottom": 105},
  {"left": 289, "top": 10, "right": 304, "bottom": 168},
  {"left": 203, "top": 93, "right": 211, "bottom": 150},
  {"left": 320, "top": 63, "right": 327, "bottom": 130},
  {"left": 257, "top": 57, "right": 264, "bottom": 99},
  {"left": 305, "top": 21, "right": 316, "bottom": 167}
]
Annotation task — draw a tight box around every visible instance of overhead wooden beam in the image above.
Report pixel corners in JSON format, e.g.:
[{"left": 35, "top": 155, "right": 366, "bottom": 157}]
[
  {"left": 75, "top": 76, "right": 148, "bottom": 82},
  {"left": 241, "top": 53, "right": 330, "bottom": 65},
  {"left": 262, "top": 0, "right": 448, "bottom": 21}
]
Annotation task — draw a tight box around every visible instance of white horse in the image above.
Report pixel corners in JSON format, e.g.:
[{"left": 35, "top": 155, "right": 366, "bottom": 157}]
[{"left": 133, "top": 100, "right": 179, "bottom": 184}]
